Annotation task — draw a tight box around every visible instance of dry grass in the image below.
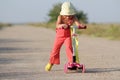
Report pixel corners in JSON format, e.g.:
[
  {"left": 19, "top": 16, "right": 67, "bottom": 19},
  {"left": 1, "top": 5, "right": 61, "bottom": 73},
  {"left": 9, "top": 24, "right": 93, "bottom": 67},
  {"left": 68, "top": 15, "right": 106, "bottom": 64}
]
[
  {"left": 80, "top": 24, "right": 120, "bottom": 40},
  {"left": 0, "top": 23, "right": 12, "bottom": 29},
  {"left": 28, "top": 22, "right": 120, "bottom": 40}
]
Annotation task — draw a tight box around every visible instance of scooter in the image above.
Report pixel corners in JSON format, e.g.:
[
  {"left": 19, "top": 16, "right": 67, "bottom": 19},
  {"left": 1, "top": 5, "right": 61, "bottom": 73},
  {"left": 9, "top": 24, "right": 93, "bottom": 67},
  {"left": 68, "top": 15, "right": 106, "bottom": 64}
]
[{"left": 64, "top": 26, "right": 86, "bottom": 73}]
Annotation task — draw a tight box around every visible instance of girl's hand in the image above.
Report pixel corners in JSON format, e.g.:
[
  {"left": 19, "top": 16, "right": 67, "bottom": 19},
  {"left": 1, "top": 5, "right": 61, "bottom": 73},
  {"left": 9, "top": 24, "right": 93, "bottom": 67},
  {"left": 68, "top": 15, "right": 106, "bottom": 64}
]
[
  {"left": 61, "top": 24, "right": 68, "bottom": 29},
  {"left": 57, "top": 24, "right": 68, "bottom": 29},
  {"left": 78, "top": 24, "right": 87, "bottom": 29}
]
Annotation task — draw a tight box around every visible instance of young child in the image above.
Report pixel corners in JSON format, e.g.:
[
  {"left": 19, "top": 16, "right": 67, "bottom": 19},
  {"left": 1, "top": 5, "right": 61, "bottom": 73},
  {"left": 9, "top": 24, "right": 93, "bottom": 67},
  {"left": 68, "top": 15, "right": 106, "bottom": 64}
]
[{"left": 45, "top": 1, "right": 86, "bottom": 71}]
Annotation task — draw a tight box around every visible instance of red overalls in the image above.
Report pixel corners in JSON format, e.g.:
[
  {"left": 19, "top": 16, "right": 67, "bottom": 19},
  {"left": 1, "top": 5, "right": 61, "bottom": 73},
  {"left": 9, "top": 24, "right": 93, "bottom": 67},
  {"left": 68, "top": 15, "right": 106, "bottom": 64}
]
[{"left": 49, "top": 26, "right": 73, "bottom": 64}]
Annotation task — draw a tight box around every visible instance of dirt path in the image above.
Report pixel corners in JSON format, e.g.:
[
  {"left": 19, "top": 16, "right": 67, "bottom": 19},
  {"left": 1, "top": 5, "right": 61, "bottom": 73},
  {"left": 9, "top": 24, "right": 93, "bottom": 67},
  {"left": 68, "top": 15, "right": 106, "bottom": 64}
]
[{"left": 0, "top": 25, "right": 120, "bottom": 80}]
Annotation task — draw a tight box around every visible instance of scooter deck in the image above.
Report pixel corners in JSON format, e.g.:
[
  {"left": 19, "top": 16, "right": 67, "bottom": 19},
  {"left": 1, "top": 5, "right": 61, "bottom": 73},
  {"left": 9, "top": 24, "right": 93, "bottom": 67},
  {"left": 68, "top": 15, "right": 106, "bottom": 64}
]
[{"left": 64, "top": 63, "right": 85, "bottom": 73}]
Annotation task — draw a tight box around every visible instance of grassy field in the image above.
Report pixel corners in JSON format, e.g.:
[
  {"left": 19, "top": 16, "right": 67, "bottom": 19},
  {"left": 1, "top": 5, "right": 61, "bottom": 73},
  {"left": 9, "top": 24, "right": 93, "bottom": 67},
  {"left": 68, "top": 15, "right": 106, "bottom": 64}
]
[
  {"left": 80, "top": 23, "right": 120, "bottom": 40},
  {"left": 29, "top": 22, "right": 120, "bottom": 40},
  {"left": 1, "top": 22, "right": 120, "bottom": 40},
  {"left": 0, "top": 23, "right": 12, "bottom": 29}
]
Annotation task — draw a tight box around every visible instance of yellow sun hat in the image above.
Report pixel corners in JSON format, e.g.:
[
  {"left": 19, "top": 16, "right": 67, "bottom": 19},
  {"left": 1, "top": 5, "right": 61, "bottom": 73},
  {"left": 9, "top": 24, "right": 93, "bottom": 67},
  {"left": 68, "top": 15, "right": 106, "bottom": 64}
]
[{"left": 60, "top": 2, "right": 76, "bottom": 15}]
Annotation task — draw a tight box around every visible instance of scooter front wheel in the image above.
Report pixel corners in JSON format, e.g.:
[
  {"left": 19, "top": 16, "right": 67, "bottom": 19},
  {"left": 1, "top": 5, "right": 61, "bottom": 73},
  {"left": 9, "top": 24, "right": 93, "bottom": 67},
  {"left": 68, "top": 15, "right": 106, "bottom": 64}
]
[
  {"left": 81, "top": 64, "right": 85, "bottom": 73},
  {"left": 64, "top": 63, "right": 68, "bottom": 73}
]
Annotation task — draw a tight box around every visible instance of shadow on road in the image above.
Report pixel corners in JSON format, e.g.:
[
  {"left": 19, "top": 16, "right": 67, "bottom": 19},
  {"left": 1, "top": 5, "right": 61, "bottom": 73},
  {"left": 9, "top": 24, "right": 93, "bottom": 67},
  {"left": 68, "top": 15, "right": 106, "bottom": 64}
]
[
  {"left": 0, "top": 71, "right": 39, "bottom": 78},
  {"left": 0, "top": 47, "right": 41, "bottom": 53},
  {"left": 86, "top": 68, "right": 120, "bottom": 73},
  {"left": 0, "top": 38, "right": 50, "bottom": 53}
]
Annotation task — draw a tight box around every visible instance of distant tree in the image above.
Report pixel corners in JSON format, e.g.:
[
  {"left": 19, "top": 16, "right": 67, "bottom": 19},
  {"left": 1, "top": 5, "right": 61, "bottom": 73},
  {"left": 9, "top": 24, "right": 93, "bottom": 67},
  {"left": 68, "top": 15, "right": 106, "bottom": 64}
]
[
  {"left": 48, "top": 2, "right": 88, "bottom": 23},
  {"left": 76, "top": 11, "right": 88, "bottom": 23},
  {"left": 48, "top": 3, "right": 61, "bottom": 22}
]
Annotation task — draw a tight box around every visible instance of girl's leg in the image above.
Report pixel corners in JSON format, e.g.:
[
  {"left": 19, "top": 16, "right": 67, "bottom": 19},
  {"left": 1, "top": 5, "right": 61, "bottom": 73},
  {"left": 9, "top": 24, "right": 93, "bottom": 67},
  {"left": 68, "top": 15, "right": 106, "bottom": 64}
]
[
  {"left": 49, "top": 37, "right": 64, "bottom": 64},
  {"left": 64, "top": 37, "right": 73, "bottom": 63},
  {"left": 45, "top": 37, "right": 64, "bottom": 71}
]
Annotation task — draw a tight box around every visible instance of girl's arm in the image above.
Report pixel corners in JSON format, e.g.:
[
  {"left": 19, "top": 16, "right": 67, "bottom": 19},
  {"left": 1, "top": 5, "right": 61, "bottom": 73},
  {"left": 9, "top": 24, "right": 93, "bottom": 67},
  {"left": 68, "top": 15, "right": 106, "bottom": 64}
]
[
  {"left": 56, "top": 15, "right": 68, "bottom": 29},
  {"left": 74, "top": 17, "right": 87, "bottom": 29}
]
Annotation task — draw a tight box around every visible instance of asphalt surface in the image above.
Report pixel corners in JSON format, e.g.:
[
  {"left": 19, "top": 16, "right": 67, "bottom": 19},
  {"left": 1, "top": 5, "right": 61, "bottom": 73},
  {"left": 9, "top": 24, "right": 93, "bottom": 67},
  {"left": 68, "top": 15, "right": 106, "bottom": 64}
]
[{"left": 0, "top": 25, "right": 120, "bottom": 80}]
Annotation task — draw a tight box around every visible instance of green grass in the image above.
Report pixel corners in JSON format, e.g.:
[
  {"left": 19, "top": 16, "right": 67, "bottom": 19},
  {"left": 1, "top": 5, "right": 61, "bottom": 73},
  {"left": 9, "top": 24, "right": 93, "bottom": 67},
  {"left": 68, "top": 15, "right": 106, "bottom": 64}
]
[{"left": 28, "top": 22, "right": 120, "bottom": 40}]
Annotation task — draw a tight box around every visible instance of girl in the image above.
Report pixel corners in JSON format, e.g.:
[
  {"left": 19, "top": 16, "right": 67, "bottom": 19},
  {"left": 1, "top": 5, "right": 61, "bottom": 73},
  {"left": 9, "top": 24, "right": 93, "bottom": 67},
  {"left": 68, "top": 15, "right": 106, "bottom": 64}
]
[{"left": 45, "top": 2, "right": 86, "bottom": 71}]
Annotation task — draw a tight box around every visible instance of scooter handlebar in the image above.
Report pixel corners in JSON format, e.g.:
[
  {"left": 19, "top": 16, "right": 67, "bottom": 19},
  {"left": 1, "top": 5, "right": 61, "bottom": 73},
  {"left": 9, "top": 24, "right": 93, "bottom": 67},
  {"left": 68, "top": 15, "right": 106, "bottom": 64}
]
[
  {"left": 71, "top": 25, "right": 87, "bottom": 29},
  {"left": 78, "top": 25, "right": 87, "bottom": 29}
]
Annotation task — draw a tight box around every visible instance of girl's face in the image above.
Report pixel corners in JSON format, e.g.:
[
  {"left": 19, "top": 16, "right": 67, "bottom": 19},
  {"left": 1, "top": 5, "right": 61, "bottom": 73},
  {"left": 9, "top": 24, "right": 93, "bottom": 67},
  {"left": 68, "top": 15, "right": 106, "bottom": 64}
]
[{"left": 61, "top": 15, "right": 75, "bottom": 26}]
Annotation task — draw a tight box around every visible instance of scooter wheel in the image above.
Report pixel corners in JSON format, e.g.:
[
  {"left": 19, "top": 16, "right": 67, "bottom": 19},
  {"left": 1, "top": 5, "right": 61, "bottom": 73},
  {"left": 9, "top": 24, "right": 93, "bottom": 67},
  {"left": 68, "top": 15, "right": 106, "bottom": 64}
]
[
  {"left": 64, "top": 63, "right": 68, "bottom": 73},
  {"left": 81, "top": 64, "right": 85, "bottom": 73}
]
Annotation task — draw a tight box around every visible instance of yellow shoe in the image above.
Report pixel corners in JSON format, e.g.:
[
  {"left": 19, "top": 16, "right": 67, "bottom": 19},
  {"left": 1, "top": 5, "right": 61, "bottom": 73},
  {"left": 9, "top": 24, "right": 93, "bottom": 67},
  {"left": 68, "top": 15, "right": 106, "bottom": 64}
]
[{"left": 45, "top": 63, "right": 53, "bottom": 71}]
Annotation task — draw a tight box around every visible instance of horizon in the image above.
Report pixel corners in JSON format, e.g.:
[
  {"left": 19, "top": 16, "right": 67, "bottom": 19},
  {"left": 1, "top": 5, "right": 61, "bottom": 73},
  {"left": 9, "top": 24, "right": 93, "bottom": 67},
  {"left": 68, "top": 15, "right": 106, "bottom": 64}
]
[{"left": 0, "top": 0, "right": 120, "bottom": 24}]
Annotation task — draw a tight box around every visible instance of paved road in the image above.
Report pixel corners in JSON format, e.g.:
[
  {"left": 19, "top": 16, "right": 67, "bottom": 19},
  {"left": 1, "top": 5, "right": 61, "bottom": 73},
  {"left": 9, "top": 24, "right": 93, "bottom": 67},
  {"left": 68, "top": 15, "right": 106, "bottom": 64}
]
[{"left": 0, "top": 25, "right": 120, "bottom": 80}]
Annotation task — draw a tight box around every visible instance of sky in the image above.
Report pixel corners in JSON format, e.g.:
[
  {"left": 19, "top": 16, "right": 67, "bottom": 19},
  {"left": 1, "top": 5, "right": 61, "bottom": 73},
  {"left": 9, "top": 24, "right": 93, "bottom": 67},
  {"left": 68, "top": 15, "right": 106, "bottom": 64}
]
[{"left": 0, "top": 0, "right": 120, "bottom": 23}]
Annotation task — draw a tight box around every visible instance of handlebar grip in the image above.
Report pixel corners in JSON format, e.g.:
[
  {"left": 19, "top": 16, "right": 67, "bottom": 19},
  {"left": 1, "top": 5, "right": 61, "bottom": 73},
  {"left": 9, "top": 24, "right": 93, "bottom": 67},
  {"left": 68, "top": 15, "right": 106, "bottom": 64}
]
[{"left": 78, "top": 25, "right": 87, "bottom": 29}]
